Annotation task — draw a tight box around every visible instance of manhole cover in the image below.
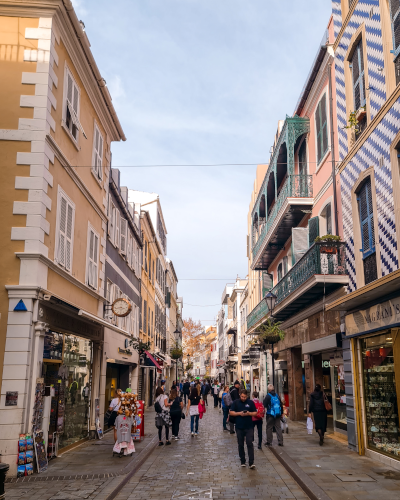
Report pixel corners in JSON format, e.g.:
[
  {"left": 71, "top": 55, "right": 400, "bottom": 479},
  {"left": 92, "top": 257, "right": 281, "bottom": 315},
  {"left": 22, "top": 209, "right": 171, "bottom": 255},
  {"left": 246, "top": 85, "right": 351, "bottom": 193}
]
[{"left": 334, "top": 474, "right": 376, "bottom": 482}]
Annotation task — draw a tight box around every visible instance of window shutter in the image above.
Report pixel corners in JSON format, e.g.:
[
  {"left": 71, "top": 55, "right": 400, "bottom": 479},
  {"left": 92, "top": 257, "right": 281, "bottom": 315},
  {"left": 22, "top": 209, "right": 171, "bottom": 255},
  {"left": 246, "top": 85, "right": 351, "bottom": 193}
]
[
  {"left": 320, "top": 94, "right": 328, "bottom": 156},
  {"left": 358, "top": 179, "right": 375, "bottom": 259},
  {"left": 65, "top": 204, "right": 74, "bottom": 272},
  {"left": 315, "top": 104, "right": 322, "bottom": 162},
  {"left": 98, "top": 135, "right": 103, "bottom": 179},
  {"left": 115, "top": 210, "right": 120, "bottom": 248},
  {"left": 308, "top": 216, "right": 320, "bottom": 246},
  {"left": 277, "top": 263, "right": 282, "bottom": 282},
  {"left": 58, "top": 196, "right": 67, "bottom": 267},
  {"left": 262, "top": 272, "right": 273, "bottom": 297},
  {"left": 283, "top": 256, "right": 288, "bottom": 275},
  {"left": 57, "top": 193, "right": 74, "bottom": 271},
  {"left": 351, "top": 40, "right": 366, "bottom": 110},
  {"left": 120, "top": 217, "right": 127, "bottom": 255},
  {"left": 88, "top": 228, "right": 99, "bottom": 289}
]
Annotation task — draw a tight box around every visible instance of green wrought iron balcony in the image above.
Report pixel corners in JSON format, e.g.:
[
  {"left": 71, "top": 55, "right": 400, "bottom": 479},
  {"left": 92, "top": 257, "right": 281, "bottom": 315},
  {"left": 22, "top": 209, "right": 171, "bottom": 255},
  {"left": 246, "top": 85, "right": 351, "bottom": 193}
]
[{"left": 247, "top": 242, "right": 348, "bottom": 331}]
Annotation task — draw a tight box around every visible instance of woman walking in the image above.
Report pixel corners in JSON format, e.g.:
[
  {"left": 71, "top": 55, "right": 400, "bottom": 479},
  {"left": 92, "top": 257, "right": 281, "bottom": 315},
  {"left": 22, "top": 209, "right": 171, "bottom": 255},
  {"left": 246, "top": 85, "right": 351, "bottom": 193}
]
[
  {"left": 187, "top": 386, "right": 201, "bottom": 436},
  {"left": 155, "top": 387, "right": 172, "bottom": 446},
  {"left": 308, "top": 384, "right": 328, "bottom": 446},
  {"left": 221, "top": 385, "right": 230, "bottom": 431},
  {"left": 169, "top": 388, "right": 183, "bottom": 440}
]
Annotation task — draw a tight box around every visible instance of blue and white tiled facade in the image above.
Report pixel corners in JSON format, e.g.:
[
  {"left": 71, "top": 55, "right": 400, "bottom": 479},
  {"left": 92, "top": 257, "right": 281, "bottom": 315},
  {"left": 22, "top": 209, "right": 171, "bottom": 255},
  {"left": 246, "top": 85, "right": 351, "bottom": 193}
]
[{"left": 332, "top": 0, "right": 400, "bottom": 291}]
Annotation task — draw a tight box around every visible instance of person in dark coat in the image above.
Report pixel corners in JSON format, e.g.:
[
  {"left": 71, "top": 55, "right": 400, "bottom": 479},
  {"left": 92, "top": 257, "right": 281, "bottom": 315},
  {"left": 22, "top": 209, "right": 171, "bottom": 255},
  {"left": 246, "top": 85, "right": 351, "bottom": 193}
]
[
  {"left": 308, "top": 384, "right": 328, "bottom": 445},
  {"left": 182, "top": 380, "right": 190, "bottom": 405},
  {"left": 228, "top": 381, "right": 241, "bottom": 434}
]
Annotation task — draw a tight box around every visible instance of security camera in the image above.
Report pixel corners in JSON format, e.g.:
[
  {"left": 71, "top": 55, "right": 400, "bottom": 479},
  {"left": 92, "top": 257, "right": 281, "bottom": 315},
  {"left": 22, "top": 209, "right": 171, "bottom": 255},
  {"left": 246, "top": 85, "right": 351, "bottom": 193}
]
[{"left": 43, "top": 295, "right": 51, "bottom": 301}]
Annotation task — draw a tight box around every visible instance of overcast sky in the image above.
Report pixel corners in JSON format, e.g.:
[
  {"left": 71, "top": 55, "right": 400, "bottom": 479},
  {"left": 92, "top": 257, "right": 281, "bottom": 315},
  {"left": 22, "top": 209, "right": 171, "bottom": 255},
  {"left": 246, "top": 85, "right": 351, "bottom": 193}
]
[{"left": 73, "top": 0, "right": 331, "bottom": 327}]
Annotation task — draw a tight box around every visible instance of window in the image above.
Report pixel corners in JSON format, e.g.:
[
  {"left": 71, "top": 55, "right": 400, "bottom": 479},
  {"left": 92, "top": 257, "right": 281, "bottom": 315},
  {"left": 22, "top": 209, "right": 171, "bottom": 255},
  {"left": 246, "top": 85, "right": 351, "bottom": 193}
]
[
  {"left": 92, "top": 122, "right": 103, "bottom": 180},
  {"left": 108, "top": 196, "right": 116, "bottom": 244},
  {"left": 143, "top": 300, "right": 147, "bottom": 333},
  {"left": 315, "top": 93, "right": 328, "bottom": 163},
  {"left": 63, "top": 66, "right": 86, "bottom": 142},
  {"left": 120, "top": 217, "right": 127, "bottom": 255},
  {"left": 55, "top": 187, "right": 75, "bottom": 272},
  {"left": 350, "top": 39, "right": 366, "bottom": 111},
  {"left": 106, "top": 279, "right": 112, "bottom": 303},
  {"left": 277, "top": 263, "right": 283, "bottom": 282},
  {"left": 87, "top": 225, "right": 100, "bottom": 289},
  {"left": 144, "top": 241, "right": 148, "bottom": 272},
  {"left": 320, "top": 202, "right": 333, "bottom": 235},
  {"left": 115, "top": 209, "right": 120, "bottom": 249},
  {"left": 357, "top": 178, "right": 377, "bottom": 284}
]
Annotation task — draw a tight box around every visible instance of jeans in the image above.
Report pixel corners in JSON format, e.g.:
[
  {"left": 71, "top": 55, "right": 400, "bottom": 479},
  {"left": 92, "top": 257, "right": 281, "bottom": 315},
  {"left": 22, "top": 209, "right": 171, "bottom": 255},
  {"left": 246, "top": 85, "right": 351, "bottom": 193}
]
[
  {"left": 157, "top": 425, "right": 169, "bottom": 441},
  {"left": 236, "top": 427, "right": 254, "bottom": 465},
  {"left": 222, "top": 407, "right": 229, "bottom": 430},
  {"left": 171, "top": 414, "right": 181, "bottom": 437},
  {"left": 190, "top": 414, "right": 199, "bottom": 433},
  {"left": 253, "top": 419, "right": 262, "bottom": 447},
  {"left": 266, "top": 415, "right": 283, "bottom": 445},
  {"left": 213, "top": 394, "right": 219, "bottom": 407}
]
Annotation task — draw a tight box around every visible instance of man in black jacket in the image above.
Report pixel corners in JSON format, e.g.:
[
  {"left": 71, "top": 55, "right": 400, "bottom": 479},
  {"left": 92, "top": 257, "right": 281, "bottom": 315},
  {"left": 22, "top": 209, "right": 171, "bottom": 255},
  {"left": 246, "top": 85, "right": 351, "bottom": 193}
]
[
  {"left": 263, "top": 384, "right": 284, "bottom": 447},
  {"left": 228, "top": 381, "right": 240, "bottom": 434},
  {"left": 182, "top": 380, "right": 190, "bottom": 405}
]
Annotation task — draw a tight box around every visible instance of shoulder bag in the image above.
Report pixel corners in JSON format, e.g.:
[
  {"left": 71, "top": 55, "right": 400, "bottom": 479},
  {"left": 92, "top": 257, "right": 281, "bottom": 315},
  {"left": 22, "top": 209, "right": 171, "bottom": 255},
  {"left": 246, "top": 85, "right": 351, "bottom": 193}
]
[{"left": 323, "top": 393, "right": 332, "bottom": 411}]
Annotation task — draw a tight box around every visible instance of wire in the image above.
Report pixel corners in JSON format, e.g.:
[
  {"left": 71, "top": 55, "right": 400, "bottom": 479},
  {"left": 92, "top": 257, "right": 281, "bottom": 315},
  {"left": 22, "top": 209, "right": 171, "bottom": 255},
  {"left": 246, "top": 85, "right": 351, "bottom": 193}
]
[{"left": 184, "top": 303, "right": 221, "bottom": 307}]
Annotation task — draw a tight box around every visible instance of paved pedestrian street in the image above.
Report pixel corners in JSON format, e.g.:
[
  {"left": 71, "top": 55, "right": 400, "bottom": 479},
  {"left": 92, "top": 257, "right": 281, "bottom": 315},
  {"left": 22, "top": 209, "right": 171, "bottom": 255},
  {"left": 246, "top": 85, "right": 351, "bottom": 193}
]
[{"left": 6, "top": 406, "right": 400, "bottom": 500}]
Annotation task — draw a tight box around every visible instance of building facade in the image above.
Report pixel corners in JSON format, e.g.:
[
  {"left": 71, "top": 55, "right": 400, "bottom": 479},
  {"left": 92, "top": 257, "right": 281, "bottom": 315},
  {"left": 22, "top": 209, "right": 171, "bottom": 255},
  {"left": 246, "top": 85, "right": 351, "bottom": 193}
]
[{"left": 0, "top": 0, "right": 124, "bottom": 474}]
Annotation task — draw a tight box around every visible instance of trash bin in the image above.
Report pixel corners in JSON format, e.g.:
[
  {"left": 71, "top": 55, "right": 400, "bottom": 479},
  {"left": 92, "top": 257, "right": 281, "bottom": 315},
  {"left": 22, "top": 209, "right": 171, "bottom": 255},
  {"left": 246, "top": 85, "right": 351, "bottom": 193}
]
[{"left": 0, "top": 463, "right": 9, "bottom": 500}]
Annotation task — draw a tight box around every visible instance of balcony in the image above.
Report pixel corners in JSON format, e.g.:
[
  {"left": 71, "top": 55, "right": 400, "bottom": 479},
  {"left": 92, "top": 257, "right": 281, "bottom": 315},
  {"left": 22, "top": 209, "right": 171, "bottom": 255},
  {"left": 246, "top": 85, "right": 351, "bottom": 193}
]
[
  {"left": 229, "top": 344, "right": 238, "bottom": 356},
  {"left": 252, "top": 174, "right": 313, "bottom": 270},
  {"left": 247, "top": 242, "right": 349, "bottom": 330},
  {"left": 226, "top": 317, "right": 237, "bottom": 335},
  {"left": 250, "top": 115, "right": 311, "bottom": 271}
]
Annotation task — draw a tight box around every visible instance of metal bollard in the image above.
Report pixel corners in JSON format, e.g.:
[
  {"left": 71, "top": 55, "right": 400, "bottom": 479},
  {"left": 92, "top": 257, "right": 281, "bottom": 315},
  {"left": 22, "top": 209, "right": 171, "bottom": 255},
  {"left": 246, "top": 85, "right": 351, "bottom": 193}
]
[{"left": 0, "top": 463, "right": 9, "bottom": 500}]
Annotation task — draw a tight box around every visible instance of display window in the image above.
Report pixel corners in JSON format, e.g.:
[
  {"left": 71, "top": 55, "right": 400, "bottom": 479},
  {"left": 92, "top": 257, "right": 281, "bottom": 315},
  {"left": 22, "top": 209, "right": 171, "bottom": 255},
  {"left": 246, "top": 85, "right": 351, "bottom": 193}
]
[
  {"left": 361, "top": 332, "right": 400, "bottom": 459},
  {"left": 331, "top": 363, "right": 347, "bottom": 431}
]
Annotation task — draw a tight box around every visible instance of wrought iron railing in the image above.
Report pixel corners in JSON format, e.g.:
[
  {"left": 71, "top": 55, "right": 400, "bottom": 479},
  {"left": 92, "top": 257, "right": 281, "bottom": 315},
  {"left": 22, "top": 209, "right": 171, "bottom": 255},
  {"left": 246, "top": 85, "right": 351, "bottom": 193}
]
[
  {"left": 252, "top": 175, "right": 313, "bottom": 259},
  {"left": 247, "top": 242, "right": 347, "bottom": 329}
]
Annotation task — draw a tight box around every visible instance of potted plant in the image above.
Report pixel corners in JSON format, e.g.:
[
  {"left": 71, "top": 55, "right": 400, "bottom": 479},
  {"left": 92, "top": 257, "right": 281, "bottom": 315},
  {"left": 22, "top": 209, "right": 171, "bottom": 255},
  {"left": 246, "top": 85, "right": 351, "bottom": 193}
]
[
  {"left": 170, "top": 342, "right": 183, "bottom": 360},
  {"left": 314, "top": 234, "right": 341, "bottom": 254},
  {"left": 257, "top": 319, "right": 285, "bottom": 345}
]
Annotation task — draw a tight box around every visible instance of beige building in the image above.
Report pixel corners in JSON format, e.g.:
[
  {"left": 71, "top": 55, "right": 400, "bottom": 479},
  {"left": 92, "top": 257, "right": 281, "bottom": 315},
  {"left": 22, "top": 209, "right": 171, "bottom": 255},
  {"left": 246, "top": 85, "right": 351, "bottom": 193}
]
[{"left": 0, "top": 1, "right": 124, "bottom": 474}]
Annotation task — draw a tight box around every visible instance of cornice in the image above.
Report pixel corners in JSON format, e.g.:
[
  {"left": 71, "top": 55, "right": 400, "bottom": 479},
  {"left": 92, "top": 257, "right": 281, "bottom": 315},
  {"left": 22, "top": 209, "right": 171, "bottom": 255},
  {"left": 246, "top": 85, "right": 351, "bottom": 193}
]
[
  {"left": 46, "top": 134, "right": 107, "bottom": 223},
  {"left": 337, "top": 82, "right": 400, "bottom": 175},
  {"left": 333, "top": 1, "right": 359, "bottom": 52},
  {"left": 302, "top": 53, "right": 332, "bottom": 118},
  {"left": 15, "top": 252, "right": 106, "bottom": 302}
]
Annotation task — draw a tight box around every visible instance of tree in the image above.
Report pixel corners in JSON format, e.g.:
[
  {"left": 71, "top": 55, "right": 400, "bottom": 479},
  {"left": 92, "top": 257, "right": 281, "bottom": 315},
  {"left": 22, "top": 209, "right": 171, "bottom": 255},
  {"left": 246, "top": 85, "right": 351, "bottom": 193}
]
[{"left": 182, "top": 318, "right": 203, "bottom": 358}]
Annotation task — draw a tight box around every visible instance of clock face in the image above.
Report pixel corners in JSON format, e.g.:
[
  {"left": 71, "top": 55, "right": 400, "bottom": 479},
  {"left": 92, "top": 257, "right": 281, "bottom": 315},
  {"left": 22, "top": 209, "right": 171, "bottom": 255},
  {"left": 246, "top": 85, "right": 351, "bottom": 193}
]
[{"left": 112, "top": 298, "right": 132, "bottom": 317}]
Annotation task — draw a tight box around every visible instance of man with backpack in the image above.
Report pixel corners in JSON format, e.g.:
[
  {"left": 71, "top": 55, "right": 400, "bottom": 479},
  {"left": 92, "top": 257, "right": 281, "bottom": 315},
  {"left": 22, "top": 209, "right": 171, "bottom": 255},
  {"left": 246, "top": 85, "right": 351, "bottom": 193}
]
[
  {"left": 252, "top": 391, "right": 265, "bottom": 450},
  {"left": 263, "top": 384, "right": 284, "bottom": 447}
]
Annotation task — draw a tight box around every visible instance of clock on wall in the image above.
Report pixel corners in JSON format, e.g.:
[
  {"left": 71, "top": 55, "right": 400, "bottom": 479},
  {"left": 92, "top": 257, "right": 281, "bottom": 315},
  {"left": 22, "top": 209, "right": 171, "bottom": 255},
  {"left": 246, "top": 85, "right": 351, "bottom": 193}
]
[{"left": 111, "top": 298, "right": 132, "bottom": 317}]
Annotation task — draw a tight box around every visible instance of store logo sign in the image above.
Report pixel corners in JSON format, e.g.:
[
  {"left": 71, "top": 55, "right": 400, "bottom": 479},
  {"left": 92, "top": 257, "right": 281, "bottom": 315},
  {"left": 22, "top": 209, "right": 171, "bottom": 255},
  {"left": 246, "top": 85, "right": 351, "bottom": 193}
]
[{"left": 346, "top": 296, "right": 400, "bottom": 336}]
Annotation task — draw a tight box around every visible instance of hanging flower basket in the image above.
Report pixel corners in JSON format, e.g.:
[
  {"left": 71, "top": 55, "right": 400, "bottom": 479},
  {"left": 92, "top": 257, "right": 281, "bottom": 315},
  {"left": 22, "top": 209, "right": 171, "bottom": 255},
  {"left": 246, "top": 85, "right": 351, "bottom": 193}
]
[{"left": 257, "top": 319, "right": 285, "bottom": 345}]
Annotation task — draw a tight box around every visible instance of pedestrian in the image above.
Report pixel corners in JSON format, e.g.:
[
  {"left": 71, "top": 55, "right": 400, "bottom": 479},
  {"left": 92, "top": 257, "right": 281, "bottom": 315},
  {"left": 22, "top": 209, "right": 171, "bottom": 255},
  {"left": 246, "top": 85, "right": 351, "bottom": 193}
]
[
  {"left": 179, "top": 380, "right": 183, "bottom": 395},
  {"left": 218, "top": 385, "right": 224, "bottom": 412},
  {"left": 263, "top": 384, "right": 283, "bottom": 447},
  {"left": 107, "top": 389, "right": 121, "bottom": 429},
  {"left": 183, "top": 379, "right": 190, "bottom": 405},
  {"left": 221, "top": 385, "right": 230, "bottom": 431},
  {"left": 201, "top": 380, "right": 210, "bottom": 406},
  {"left": 160, "top": 380, "right": 166, "bottom": 393},
  {"left": 229, "top": 389, "right": 257, "bottom": 469},
  {"left": 155, "top": 387, "right": 172, "bottom": 446},
  {"left": 171, "top": 380, "right": 177, "bottom": 390},
  {"left": 308, "top": 384, "right": 328, "bottom": 446},
  {"left": 196, "top": 380, "right": 201, "bottom": 397},
  {"left": 228, "top": 381, "right": 240, "bottom": 434},
  {"left": 213, "top": 381, "right": 219, "bottom": 408},
  {"left": 252, "top": 391, "right": 265, "bottom": 450},
  {"left": 169, "top": 388, "right": 184, "bottom": 440},
  {"left": 186, "top": 386, "right": 201, "bottom": 436}
]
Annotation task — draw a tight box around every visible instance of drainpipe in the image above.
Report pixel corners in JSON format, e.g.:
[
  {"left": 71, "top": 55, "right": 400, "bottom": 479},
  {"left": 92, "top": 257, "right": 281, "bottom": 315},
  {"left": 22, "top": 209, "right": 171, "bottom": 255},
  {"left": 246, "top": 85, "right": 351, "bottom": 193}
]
[{"left": 328, "top": 57, "right": 339, "bottom": 236}]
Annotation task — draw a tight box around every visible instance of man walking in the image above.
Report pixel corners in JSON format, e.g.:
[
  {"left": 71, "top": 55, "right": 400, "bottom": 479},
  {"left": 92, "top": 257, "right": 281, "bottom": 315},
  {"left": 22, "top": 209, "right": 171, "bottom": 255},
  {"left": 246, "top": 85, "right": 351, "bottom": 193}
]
[
  {"left": 228, "top": 380, "right": 240, "bottom": 434},
  {"left": 182, "top": 379, "right": 190, "bottom": 405},
  {"left": 229, "top": 389, "right": 257, "bottom": 469},
  {"left": 263, "top": 384, "right": 283, "bottom": 447},
  {"left": 212, "top": 381, "right": 219, "bottom": 408},
  {"left": 201, "top": 381, "right": 210, "bottom": 406}
]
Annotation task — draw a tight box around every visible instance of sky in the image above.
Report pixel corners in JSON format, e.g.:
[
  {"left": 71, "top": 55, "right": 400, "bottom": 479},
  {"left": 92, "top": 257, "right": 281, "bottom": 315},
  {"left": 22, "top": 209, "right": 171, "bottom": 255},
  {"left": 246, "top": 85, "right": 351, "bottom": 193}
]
[{"left": 72, "top": 0, "right": 332, "bottom": 327}]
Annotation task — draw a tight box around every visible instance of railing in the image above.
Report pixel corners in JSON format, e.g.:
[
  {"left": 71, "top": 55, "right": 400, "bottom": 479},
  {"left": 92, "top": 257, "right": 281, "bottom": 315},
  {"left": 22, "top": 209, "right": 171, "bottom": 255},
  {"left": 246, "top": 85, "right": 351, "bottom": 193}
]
[
  {"left": 229, "top": 345, "right": 238, "bottom": 355},
  {"left": 252, "top": 175, "right": 313, "bottom": 259},
  {"left": 247, "top": 242, "right": 347, "bottom": 329}
]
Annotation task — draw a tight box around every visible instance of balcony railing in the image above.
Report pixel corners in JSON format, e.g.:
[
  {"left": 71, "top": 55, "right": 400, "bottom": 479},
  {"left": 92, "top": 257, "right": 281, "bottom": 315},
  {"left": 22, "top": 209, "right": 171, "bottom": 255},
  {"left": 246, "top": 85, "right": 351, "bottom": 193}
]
[
  {"left": 252, "top": 175, "right": 313, "bottom": 259},
  {"left": 247, "top": 242, "right": 347, "bottom": 329}
]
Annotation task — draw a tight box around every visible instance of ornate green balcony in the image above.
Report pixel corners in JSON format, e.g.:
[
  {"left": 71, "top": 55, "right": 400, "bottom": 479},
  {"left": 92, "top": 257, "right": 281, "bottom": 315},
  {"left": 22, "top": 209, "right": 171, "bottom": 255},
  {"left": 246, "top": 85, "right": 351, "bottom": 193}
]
[{"left": 247, "top": 242, "right": 348, "bottom": 331}]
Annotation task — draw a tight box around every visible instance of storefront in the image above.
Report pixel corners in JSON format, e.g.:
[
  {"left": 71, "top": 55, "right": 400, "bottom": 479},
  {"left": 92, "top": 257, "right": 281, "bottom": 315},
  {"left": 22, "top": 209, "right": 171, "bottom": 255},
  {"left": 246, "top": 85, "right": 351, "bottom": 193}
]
[{"left": 345, "top": 295, "right": 400, "bottom": 465}]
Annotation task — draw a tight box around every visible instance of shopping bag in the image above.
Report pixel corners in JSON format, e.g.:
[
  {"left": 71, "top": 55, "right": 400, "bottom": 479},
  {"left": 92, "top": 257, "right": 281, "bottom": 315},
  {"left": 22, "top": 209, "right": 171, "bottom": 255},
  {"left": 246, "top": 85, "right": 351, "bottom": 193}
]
[{"left": 307, "top": 417, "right": 313, "bottom": 435}]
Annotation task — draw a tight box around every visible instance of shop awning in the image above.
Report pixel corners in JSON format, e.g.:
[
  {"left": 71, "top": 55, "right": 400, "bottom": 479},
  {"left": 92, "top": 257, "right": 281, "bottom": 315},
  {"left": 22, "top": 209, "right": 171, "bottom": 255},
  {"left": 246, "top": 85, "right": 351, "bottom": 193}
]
[
  {"left": 145, "top": 351, "right": 162, "bottom": 371},
  {"left": 302, "top": 333, "right": 342, "bottom": 355}
]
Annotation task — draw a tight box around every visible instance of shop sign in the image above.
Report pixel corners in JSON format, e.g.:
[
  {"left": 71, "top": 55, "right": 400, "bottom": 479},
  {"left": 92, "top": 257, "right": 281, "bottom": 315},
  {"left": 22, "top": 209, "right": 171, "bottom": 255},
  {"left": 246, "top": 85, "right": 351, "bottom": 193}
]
[
  {"left": 118, "top": 348, "right": 132, "bottom": 356},
  {"left": 345, "top": 295, "right": 400, "bottom": 336}
]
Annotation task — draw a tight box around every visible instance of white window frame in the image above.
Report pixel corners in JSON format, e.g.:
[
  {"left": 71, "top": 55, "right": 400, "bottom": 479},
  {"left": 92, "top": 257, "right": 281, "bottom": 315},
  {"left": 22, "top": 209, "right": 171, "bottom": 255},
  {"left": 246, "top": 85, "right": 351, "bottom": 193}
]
[
  {"left": 92, "top": 120, "right": 104, "bottom": 182},
  {"left": 55, "top": 186, "right": 75, "bottom": 273},
  {"left": 86, "top": 223, "right": 100, "bottom": 290},
  {"left": 62, "top": 63, "right": 87, "bottom": 145}
]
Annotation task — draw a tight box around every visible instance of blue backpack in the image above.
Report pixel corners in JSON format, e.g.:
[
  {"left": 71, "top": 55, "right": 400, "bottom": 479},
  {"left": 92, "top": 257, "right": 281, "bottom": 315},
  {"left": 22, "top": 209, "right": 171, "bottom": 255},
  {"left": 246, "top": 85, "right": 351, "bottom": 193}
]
[{"left": 267, "top": 393, "right": 281, "bottom": 417}]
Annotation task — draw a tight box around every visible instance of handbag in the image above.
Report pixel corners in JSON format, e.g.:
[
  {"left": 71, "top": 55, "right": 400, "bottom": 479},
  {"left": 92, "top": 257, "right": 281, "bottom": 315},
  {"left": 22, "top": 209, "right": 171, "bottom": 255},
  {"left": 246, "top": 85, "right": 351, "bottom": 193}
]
[
  {"left": 155, "top": 415, "right": 164, "bottom": 427},
  {"left": 181, "top": 412, "right": 186, "bottom": 419},
  {"left": 323, "top": 393, "right": 332, "bottom": 411},
  {"left": 104, "top": 409, "right": 112, "bottom": 424}
]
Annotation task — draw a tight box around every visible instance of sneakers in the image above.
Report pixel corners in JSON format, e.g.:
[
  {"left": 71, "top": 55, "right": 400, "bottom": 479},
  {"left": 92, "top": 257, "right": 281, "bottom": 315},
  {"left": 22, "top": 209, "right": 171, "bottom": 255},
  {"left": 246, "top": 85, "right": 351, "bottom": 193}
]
[
  {"left": 175, "top": 436, "right": 180, "bottom": 440},
  {"left": 166, "top": 441, "right": 172, "bottom": 446},
  {"left": 191, "top": 432, "right": 194, "bottom": 437},
  {"left": 249, "top": 464, "right": 256, "bottom": 469},
  {"left": 278, "top": 443, "right": 284, "bottom": 447},
  {"left": 241, "top": 463, "right": 246, "bottom": 467},
  {"left": 194, "top": 432, "right": 199, "bottom": 436},
  {"left": 158, "top": 442, "right": 164, "bottom": 446}
]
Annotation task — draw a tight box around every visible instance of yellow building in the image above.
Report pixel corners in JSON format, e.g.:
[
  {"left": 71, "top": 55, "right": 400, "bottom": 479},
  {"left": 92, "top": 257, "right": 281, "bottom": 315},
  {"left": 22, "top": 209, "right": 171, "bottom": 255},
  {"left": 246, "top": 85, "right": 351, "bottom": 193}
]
[{"left": 0, "top": 0, "right": 124, "bottom": 474}]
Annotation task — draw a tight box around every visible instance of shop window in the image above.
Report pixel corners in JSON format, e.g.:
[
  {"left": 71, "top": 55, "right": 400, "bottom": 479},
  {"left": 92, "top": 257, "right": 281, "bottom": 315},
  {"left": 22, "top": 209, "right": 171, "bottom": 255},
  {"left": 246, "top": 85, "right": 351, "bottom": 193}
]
[
  {"left": 357, "top": 178, "right": 377, "bottom": 284},
  {"left": 350, "top": 39, "right": 366, "bottom": 111},
  {"left": 55, "top": 188, "right": 75, "bottom": 272},
  {"left": 361, "top": 333, "right": 400, "bottom": 460}
]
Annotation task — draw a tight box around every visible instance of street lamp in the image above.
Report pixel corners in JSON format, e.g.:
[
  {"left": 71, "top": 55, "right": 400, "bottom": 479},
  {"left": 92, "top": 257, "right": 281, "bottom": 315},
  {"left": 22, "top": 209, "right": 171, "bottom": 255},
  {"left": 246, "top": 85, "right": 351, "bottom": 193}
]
[{"left": 264, "top": 291, "right": 277, "bottom": 388}]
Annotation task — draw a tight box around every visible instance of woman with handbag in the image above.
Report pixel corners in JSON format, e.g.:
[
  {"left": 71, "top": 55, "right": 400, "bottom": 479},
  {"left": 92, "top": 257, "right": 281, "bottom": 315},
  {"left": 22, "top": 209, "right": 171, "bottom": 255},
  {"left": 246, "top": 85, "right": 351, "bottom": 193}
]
[
  {"left": 308, "top": 384, "right": 329, "bottom": 445},
  {"left": 169, "top": 388, "right": 184, "bottom": 440},
  {"left": 186, "top": 386, "right": 201, "bottom": 436},
  {"left": 106, "top": 389, "right": 122, "bottom": 436},
  {"left": 155, "top": 387, "right": 172, "bottom": 446}
]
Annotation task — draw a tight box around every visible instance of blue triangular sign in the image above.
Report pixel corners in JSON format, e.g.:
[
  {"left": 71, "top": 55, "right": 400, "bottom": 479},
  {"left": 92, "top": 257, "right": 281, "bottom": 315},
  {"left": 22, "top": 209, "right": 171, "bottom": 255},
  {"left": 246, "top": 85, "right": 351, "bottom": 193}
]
[{"left": 14, "top": 300, "right": 27, "bottom": 312}]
